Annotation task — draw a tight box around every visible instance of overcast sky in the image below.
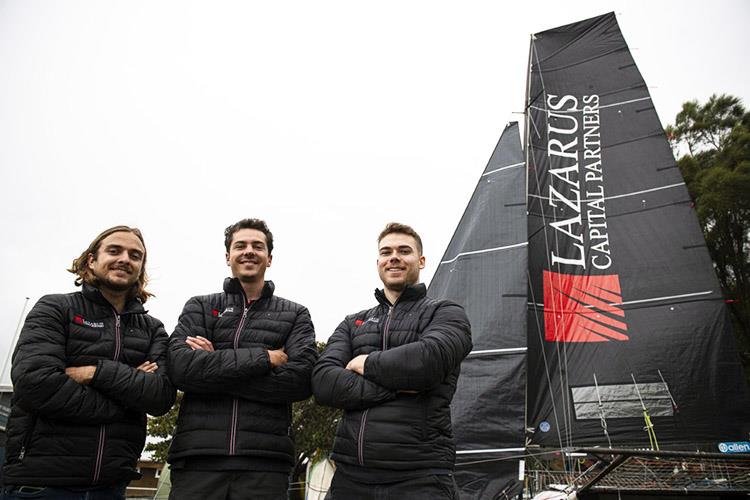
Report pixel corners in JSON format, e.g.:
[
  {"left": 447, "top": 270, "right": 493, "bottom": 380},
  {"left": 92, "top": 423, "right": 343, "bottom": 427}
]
[{"left": 1, "top": 0, "right": 748, "bottom": 384}]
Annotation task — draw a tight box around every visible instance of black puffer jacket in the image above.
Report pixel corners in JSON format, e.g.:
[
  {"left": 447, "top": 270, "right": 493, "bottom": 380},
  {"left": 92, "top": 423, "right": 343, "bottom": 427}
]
[
  {"left": 2, "top": 284, "right": 176, "bottom": 487},
  {"left": 167, "top": 279, "right": 317, "bottom": 469},
  {"left": 312, "top": 284, "right": 472, "bottom": 472}
]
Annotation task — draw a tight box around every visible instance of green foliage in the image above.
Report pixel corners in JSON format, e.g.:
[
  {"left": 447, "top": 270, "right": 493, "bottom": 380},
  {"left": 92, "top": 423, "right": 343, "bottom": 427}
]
[
  {"left": 667, "top": 94, "right": 750, "bottom": 378},
  {"left": 145, "top": 391, "right": 182, "bottom": 463},
  {"left": 290, "top": 342, "right": 342, "bottom": 490}
]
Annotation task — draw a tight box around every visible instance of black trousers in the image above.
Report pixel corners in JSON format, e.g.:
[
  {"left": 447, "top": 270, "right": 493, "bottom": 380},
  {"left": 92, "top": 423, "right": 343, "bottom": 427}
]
[
  {"left": 325, "top": 472, "right": 458, "bottom": 500},
  {"left": 169, "top": 469, "right": 289, "bottom": 500}
]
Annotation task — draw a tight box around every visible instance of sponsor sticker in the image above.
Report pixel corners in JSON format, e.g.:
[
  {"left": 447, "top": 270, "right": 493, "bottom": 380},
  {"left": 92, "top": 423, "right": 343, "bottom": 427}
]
[
  {"left": 543, "top": 271, "right": 628, "bottom": 342},
  {"left": 73, "top": 315, "right": 104, "bottom": 328},
  {"left": 718, "top": 442, "right": 750, "bottom": 454}
]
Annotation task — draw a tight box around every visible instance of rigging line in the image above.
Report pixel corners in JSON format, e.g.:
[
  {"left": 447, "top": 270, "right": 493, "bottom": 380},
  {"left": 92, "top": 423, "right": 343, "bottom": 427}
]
[
  {"left": 528, "top": 96, "right": 652, "bottom": 114},
  {"left": 657, "top": 369, "right": 678, "bottom": 413},
  {"left": 527, "top": 269, "right": 568, "bottom": 463},
  {"left": 469, "top": 347, "right": 528, "bottom": 356},
  {"left": 456, "top": 447, "right": 526, "bottom": 455},
  {"left": 457, "top": 449, "right": 570, "bottom": 466},
  {"left": 482, "top": 161, "right": 525, "bottom": 177},
  {"left": 527, "top": 182, "right": 685, "bottom": 203},
  {"left": 528, "top": 41, "right": 574, "bottom": 471},
  {"left": 593, "top": 373, "right": 614, "bottom": 449},
  {"left": 439, "top": 242, "right": 528, "bottom": 265},
  {"left": 631, "top": 373, "right": 659, "bottom": 451},
  {"left": 533, "top": 38, "right": 577, "bottom": 471}
]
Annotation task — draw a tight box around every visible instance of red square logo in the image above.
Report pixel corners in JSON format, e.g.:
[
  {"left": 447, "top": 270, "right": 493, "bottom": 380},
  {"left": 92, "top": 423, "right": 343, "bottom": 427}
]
[{"left": 543, "top": 271, "right": 628, "bottom": 342}]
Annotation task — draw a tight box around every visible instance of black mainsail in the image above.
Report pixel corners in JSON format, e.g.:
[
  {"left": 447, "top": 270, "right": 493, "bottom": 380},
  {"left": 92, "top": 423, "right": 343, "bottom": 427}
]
[
  {"left": 429, "top": 11, "right": 750, "bottom": 500},
  {"left": 429, "top": 122, "right": 527, "bottom": 499},
  {"left": 525, "top": 11, "right": 749, "bottom": 452}
]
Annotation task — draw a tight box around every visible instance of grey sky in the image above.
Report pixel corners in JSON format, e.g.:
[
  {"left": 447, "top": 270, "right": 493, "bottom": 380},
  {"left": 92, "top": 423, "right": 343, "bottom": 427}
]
[{"left": 1, "top": 0, "right": 748, "bottom": 383}]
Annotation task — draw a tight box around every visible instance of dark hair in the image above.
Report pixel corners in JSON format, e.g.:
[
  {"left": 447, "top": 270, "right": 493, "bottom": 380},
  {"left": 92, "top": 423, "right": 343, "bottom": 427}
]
[
  {"left": 68, "top": 225, "right": 153, "bottom": 303},
  {"left": 377, "top": 222, "right": 423, "bottom": 255},
  {"left": 224, "top": 218, "right": 274, "bottom": 254}
]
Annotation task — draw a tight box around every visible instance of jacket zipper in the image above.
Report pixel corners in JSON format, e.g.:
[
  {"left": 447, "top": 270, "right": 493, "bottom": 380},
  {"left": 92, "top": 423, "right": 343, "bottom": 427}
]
[
  {"left": 93, "top": 311, "right": 121, "bottom": 483},
  {"left": 357, "top": 409, "right": 369, "bottom": 465},
  {"left": 229, "top": 302, "right": 251, "bottom": 455},
  {"left": 358, "top": 303, "right": 396, "bottom": 465},
  {"left": 17, "top": 414, "right": 38, "bottom": 461}
]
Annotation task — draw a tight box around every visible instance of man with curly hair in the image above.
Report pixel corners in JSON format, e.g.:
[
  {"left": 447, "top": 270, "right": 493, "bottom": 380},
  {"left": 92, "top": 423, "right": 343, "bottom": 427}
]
[{"left": 1, "top": 225, "right": 176, "bottom": 499}]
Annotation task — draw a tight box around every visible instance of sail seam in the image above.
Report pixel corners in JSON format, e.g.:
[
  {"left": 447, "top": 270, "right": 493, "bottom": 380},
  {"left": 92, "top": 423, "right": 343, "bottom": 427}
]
[
  {"left": 456, "top": 447, "right": 526, "bottom": 455},
  {"left": 529, "top": 96, "right": 651, "bottom": 113},
  {"left": 527, "top": 182, "right": 685, "bottom": 203},
  {"left": 440, "top": 242, "right": 527, "bottom": 265},
  {"left": 469, "top": 348, "right": 527, "bottom": 356},
  {"left": 482, "top": 162, "right": 525, "bottom": 177}
]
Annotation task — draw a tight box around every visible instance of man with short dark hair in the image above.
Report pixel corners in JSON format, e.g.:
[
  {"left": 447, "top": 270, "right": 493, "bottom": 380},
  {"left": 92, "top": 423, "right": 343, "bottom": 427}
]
[
  {"left": 313, "top": 222, "right": 473, "bottom": 499},
  {"left": 167, "top": 218, "right": 318, "bottom": 500},
  {"left": 1, "top": 225, "right": 176, "bottom": 499}
]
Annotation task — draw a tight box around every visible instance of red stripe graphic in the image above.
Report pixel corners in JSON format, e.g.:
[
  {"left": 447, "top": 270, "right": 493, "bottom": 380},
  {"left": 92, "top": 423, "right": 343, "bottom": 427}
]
[{"left": 543, "top": 271, "right": 629, "bottom": 342}]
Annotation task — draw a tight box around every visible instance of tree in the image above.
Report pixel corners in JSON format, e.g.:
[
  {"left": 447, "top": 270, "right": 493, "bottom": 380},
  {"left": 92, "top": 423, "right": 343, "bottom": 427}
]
[
  {"left": 666, "top": 94, "right": 750, "bottom": 378},
  {"left": 145, "top": 391, "right": 181, "bottom": 463}
]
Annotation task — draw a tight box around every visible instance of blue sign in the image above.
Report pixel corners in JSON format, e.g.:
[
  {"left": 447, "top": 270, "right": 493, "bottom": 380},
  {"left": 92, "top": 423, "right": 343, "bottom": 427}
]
[{"left": 718, "top": 441, "right": 750, "bottom": 454}]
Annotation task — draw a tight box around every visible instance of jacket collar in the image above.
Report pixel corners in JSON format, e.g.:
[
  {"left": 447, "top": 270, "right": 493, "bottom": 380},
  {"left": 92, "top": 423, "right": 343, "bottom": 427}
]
[
  {"left": 374, "top": 283, "right": 426, "bottom": 307},
  {"left": 223, "top": 277, "right": 275, "bottom": 301},
  {"left": 81, "top": 282, "right": 146, "bottom": 315}
]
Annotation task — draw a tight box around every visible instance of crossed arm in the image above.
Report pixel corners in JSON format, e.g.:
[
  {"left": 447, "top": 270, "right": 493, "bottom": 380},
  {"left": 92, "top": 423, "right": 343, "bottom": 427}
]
[
  {"left": 12, "top": 296, "right": 175, "bottom": 422},
  {"left": 311, "top": 319, "right": 396, "bottom": 411},
  {"left": 168, "top": 298, "right": 317, "bottom": 403},
  {"left": 313, "top": 301, "right": 472, "bottom": 410}
]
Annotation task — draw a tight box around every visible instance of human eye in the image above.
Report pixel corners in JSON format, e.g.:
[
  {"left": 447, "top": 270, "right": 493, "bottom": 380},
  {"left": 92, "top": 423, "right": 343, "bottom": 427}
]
[{"left": 129, "top": 251, "right": 143, "bottom": 261}]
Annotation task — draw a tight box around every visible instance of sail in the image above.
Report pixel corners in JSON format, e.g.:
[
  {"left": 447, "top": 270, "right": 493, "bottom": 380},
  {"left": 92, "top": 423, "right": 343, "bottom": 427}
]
[
  {"left": 428, "top": 122, "right": 527, "bottom": 499},
  {"left": 525, "top": 12, "right": 750, "bottom": 450}
]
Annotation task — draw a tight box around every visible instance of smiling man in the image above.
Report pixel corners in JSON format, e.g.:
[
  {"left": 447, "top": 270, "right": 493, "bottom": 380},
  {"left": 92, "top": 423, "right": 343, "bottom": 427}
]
[
  {"left": 167, "top": 218, "right": 317, "bottom": 500},
  {"left": 1, "top": 226, "right": 176, "bottom": 499},
  {"left": 312, "top": 222, "right": 473, "bottom": 499}
]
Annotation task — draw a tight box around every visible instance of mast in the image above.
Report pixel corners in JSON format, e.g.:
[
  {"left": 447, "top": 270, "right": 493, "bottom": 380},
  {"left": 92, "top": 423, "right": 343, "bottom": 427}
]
[{"left": 2, "top": 296, "right": 30, "bottom": 385}]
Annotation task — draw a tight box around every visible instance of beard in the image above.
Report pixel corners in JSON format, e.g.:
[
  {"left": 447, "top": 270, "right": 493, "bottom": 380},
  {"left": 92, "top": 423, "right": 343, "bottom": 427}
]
[{"left": 92, "top": 269, "right": 138, "bottom": 294}]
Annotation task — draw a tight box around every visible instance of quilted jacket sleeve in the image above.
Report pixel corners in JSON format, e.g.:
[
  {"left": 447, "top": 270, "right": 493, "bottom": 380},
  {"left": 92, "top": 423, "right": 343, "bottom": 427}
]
[
  {"left": 225, "top": 307, "right": 318, "bottom": 404},
  {"left": 89, "top": 318, "right": 176, "bottom": 416},
  {"left": 167, "top": 297, "right": 272, "bottom": 393},
  {"left": 363, "top": 301, "right": 472, "bottom": 391},
  {"left": 312, "top": 319, "right": 396, "bottom": 410},
  {"left": 11, "top": 296, "right": 127, "bottom": 423}
]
